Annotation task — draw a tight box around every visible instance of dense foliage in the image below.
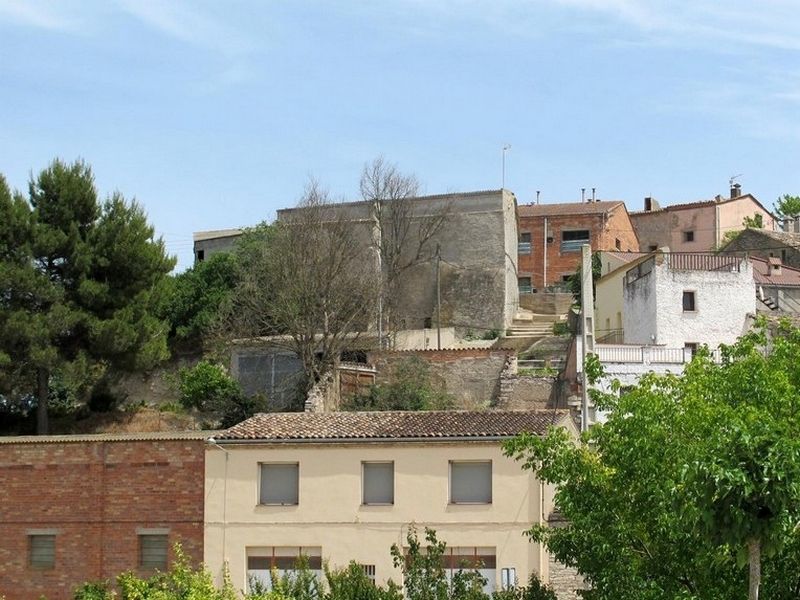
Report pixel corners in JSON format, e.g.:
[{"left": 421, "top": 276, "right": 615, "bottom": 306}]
[
  {"left": 504, "top": 319, "right": 800, "bottom": 600},
  {"left": 0, "top": 160, "right": 175, "bottom": 433}
]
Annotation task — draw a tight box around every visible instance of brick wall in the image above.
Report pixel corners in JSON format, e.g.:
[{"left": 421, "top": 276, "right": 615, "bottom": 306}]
[
  {"left": 367, "top": 348, "right": 515, "bottom": 409},
  {"left": 519, "top": 209, "right": 639, "bottom": 290},
  {"left": 0, "top": 436, "right": 206, "bottom": 600}
]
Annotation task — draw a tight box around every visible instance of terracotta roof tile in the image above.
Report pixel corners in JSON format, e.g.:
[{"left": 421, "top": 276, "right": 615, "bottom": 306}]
[
  {"left": 518, "top": 201, "right": 623, "bottom": 218},
  {"left": 218, "top": 410, "right": 569, "bottom": 442},
  {"left": 751, "top": 256, "right": 800, "bottom": 287}
]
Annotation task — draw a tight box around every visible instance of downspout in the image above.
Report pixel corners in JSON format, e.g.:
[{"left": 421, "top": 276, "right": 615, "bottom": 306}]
[{"left": 543, "top": 217, "right": 548, "bottom": 288}]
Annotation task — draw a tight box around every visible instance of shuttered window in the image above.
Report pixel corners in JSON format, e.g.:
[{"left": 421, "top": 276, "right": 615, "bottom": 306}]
[
  {"left": 449, "top": 461, "right": 492, "bottom": 504},
  {"left": 29, "top": 534, "right": 55, "bottom": 569},
  {"left": 362, "top": 462, "right": 394, "bottom": 505}
]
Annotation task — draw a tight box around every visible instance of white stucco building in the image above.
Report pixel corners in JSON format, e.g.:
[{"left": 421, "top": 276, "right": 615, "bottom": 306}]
[{"left": 622, "top": 252, "right": 754, "bottom": 348}]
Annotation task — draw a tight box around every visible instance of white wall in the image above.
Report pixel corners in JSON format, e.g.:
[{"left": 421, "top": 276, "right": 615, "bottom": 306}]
[{"left": 624, "top": 258, "right": 754, "bottom": 348}]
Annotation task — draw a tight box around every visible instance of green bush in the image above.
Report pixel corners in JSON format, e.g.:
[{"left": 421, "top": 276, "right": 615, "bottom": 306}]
[{"left": 343, "top": 357, "right": 453, "bottom": 411}]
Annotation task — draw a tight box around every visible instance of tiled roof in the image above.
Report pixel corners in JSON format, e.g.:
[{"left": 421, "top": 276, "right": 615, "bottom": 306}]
[
  {"left": 751, "top": 256, "right": 800, "bottom": 287},
  {"left": 0, "top": 431, "right": 218, "bottom": 444},
  {"left": 218, "top": 410, "right": 569, "bottom": 442},
  {"left": 518, "top": 201, "right": 624, "bottom": 218}
]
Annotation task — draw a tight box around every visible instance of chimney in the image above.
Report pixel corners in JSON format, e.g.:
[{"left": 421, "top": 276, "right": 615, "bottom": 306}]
[
  {"left": 644, "top": 197, "right": 653, "bottom": 212},
  {"left": 592, "top": 187, "right": 596, "bottom": 202},
  {"left": 731, "top": 183, "right": 742, "bottom": 198},
  {"left": 581, "top": 188, "right": 586, "bottom": 203},
  {"left": 769, "top": 257, "right": 782, "bottom": 276}
]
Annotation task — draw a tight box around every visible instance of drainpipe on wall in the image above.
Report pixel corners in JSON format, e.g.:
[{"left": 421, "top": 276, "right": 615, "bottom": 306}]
[{"left": 543, "top": 217, "right": 548, "bottom": 288}]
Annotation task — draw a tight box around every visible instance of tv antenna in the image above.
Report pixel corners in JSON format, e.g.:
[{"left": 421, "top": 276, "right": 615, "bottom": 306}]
[
  {"left": 502, "top": 144, "right": 510, "bottom": 189},
  {"left": 729, "top": 173, "right": 743, "bottom": 187}
]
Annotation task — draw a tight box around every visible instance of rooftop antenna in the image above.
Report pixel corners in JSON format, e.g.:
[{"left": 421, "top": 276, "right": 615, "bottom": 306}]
[
  {"left": 501, "top": 144, "right": 511, "bottom": 189},
  {"left": 729, "top": 173, "right": 743, "bottom": 187}
]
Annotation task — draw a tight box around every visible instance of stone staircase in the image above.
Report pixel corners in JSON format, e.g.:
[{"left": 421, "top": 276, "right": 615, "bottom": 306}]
[{"left": 506, "top": 310, "right": 565, "bottom": 338}]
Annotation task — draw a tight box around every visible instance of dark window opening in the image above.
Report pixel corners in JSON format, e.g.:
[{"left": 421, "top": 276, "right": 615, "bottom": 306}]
[{"left": 682, "top": 291, "right": 696, "bottom": 312}]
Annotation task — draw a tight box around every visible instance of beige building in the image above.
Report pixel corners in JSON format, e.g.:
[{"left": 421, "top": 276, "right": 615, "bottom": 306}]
[
  {"left": 204, "top": 410, "right": 576, "bottom": 593},
  {"left": 629, "top": 186, "right": 777, "bottom": 252}
]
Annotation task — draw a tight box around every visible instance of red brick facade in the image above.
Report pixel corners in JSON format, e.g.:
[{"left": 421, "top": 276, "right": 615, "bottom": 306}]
[
  {"left": 517, "top": 201, "right": 640, "bottom": 290},
  {"left": 0, "top": 434, "right": 206, "bottom": 600}
]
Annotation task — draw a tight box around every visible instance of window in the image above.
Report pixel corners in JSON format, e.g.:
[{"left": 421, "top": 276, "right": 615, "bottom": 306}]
[
  {"left": 362, "top": 461, "right": 394, "bottom": 505},
  {"left": 615, "top": 238, "right": 621, "bottom": 250},
  {"left": 682, "top": 291, "right": 696, "bottom": 312},
  {"left": 648, "top": 244, "right": 658, "bottom": 252},
  {"left": 260, "top": 463, "right": 299, "bottom": 505},
  {"left": 682, "top": 230, "right": 695, "bottom": 243},
  {"left": 517, "top": 232, "right": 532, "bottom": 254},
  {"left": 196, "top": 249, "right": 205, "bottom": 261},
  {"left": 450, "top": 461, "right": 491, "bottom": 504},
  {"left": 685, "top": 343, "right": 698, "bottom": 357},
  {"left": 560, "top": 229, "right": 590, "bottom": 252},
  {"left": 443, "top": 547, "right": 496, "bottom": 594},
  {"left": 517, "top": 276, "right": 533, "bottom": 295},
  {"left": 361, "top": 564, "right": 377, "bottom": 584},
  {"left": 247, "top": 547, "right": 322, "bottom": 591},
  {"left": 29, "top": 534, "right": 55, "bottom": 569},
  {"left": 139, "top": 533, "right": 168, "bottom": 569}
]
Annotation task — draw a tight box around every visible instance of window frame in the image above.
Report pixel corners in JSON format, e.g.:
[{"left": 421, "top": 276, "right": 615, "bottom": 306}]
[
  {"left": 259, "top": 462, "right": 300, "bottom": 506},
  {"left": 29, "top": 533, "right": 56, "bottom": 570},
  {"left": 138, "top": 532, "right": 169, "bottom": 570},
  {"left": 517, "top": 232, "right": 532, "bottom": 254},
  {"left": 449, "top": 460, "right": 492, "bottom": 505},
  {"left": 682, "top": 230, "right": 695, "bottom": 243},
  {"left": 560, "top": 229, "right": 590, "bottom": 252},
  {"left": 682, "top": 290, "right": 697, "bottom": 312},
  {"left": 362, "top": 461, "right": 394, "bottom": 505}
]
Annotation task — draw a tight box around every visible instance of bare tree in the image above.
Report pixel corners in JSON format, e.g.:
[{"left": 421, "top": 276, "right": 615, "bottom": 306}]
[
  {"left": 221, "top": 180, "right": 378, "bottom": 400},
  {"left": 360, "top": 157, "right": 452, "bottom": 344}
]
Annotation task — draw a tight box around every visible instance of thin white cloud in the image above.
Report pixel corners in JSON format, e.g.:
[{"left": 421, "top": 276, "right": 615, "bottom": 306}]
[
  {"left": 116, "top": 0, "right": 258, "bottom": 57},
  {"left": 0, "top": 0, "right": 83, "bottom": 31}
]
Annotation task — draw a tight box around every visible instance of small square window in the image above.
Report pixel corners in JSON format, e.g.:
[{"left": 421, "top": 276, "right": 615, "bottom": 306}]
[
  {"left": 260, "top": 463, "right": 299, "bottom": 505},
  {"left": 682, "top": 231, "right": 695, "bottom": 243},
  {"left": 682, "top": 291, "right": 696, "bottom": 312},
  {"left": 450, "top": 461, "right": 492, "bottom": 504},
  {"left": 139, "top": 534, "right": 168, "bottom": 569},
  {"left": 362, "top": 462, "right": 394, "bottom": 505},
  {"left": 29, "top": 534, "right": 55, "bottom": 569}
]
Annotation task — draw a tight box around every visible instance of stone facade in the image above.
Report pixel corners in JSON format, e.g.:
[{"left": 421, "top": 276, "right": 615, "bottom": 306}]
[
  {"left": 0, "top": 434, "right": 207, "bottom": 600},
  {"left": 192, "top": 229, "right": 242, "bottom": 262},
  {"left": 367, "top": 348, "right": 516, "bottom": 409}
]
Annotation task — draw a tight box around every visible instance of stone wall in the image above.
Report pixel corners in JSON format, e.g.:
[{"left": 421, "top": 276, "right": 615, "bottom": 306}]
[{"left": 367, "top": 348, "right": 515, "bottom": 409}]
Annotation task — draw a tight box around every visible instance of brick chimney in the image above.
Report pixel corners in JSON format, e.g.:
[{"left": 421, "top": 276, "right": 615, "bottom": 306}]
[{"left": 731, "top": 183, "right": 742, "bottom": 198}]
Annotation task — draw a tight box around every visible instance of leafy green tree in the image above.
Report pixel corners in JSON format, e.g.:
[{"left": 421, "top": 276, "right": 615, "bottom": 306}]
[
  {"left": 178, "top": 360, "right": 267, "bottom": 427},
  {"left": 0, "top": 159, "right": 175, "bottom": 434},
  {"left": 157, "top": 251, "right": 239, "bottom": 351},
  {"left": 325, "top": 561, "right": 402, "bottom": 600},
  {"left": 504, "top": 319, "right": 800, "bottom": 600},
  {"left": 773, "top": 194, "right": 800, "bottom": 220}
]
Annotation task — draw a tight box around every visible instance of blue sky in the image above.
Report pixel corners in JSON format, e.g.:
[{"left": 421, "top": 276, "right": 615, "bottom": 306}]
[{"left": 2, "top": 1, "right": 799, "bottom": 271}]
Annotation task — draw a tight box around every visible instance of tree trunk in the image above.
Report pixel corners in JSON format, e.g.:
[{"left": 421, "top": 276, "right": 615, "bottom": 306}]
[
  {"left": 36, "top": 367, "right": 49, "bottom": 435},
  {"left": 749, "top": 537, "right": 761, "bottom": 600}
]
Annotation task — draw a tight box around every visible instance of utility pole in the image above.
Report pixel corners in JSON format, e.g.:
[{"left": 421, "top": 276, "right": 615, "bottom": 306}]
[
  {"left": 580, "top": 244, "right": 596, "bottom": 431},
  {"left": 436, "top": 243, "right": 442, "bottom": 350}
]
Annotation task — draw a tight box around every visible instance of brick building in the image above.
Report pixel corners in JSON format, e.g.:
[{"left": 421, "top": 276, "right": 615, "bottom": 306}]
[
  {"left": 0, "top": 432, "right": 208, "bottom": 600},
  {"left": 517, "top": 200, "right": 639, "bottom": 292}
]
